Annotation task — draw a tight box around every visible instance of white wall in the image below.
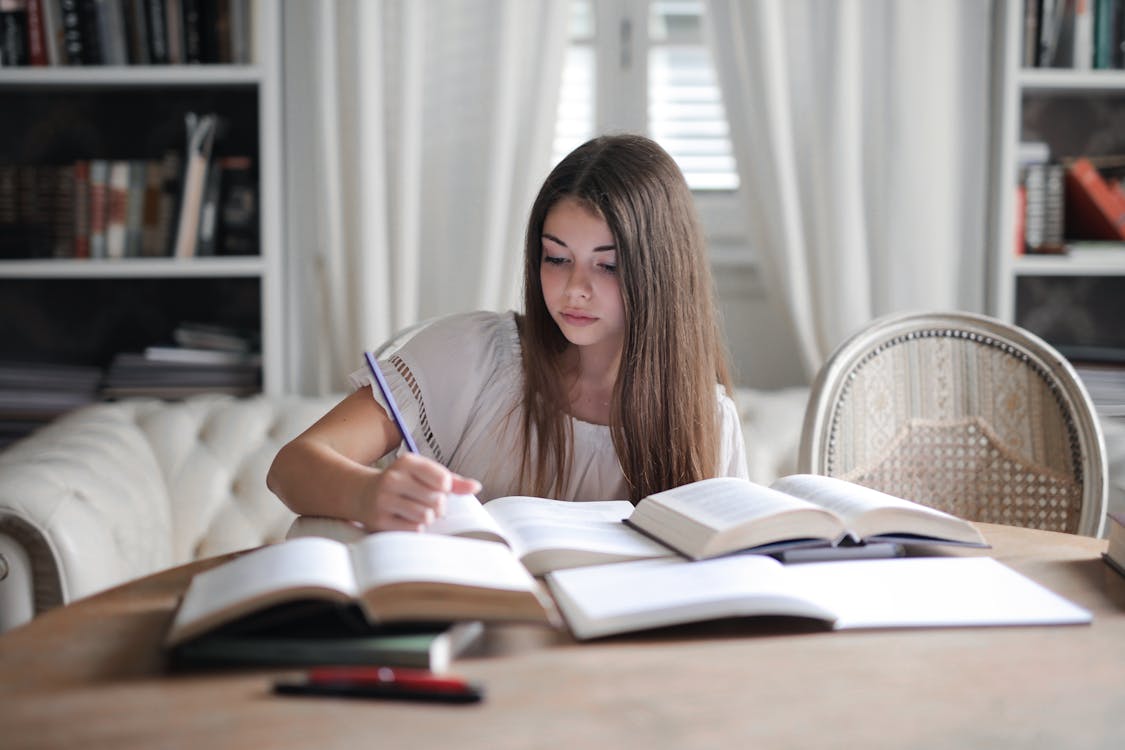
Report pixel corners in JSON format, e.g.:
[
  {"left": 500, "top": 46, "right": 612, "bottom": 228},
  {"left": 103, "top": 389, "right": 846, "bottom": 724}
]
[{"left": 714, "top": 261, "right": 807, "bottom": 389}]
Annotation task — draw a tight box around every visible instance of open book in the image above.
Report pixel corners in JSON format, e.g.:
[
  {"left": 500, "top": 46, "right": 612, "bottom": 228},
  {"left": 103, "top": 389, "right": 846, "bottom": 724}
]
[
  {"left": 546, "top": 555, "right": 1092, "bottom": 641},
  {"left": 626, "top": 474, "right": 987, "bottom": 560},
  {"left": 165, "top": 532, "right": 559, "bottom": 648},
  {"left": 289, "top": 494, "right": 676, "bottom": 576}
]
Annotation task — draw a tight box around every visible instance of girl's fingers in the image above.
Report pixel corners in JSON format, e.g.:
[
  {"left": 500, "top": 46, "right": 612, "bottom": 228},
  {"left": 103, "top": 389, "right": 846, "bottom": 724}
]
[{"left": 361, "top": 454, "right": 483, "bottom": 532}]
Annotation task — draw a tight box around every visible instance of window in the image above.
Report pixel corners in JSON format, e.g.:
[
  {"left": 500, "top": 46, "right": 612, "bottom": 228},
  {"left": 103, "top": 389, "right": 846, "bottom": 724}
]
[
  {"left": 554, "top": 0, "right": 747, "bottom": 259},
  {"left": 554, "top": 0, "right": 737, "bottom": 191}
]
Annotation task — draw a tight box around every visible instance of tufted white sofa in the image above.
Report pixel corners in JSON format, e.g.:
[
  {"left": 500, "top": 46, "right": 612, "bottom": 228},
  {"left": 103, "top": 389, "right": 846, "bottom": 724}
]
[
  {"left": 0, "top": 388, "right": 810, "bottom": 634},
  {"left": 0, "top": 393, "right": 339, "bottom": 632}
]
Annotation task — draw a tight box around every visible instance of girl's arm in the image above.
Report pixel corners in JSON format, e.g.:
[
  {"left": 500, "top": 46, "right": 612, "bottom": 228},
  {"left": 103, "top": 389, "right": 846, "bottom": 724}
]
[{"left": 266, "top": 389, "right": 481, "bottom": 531}]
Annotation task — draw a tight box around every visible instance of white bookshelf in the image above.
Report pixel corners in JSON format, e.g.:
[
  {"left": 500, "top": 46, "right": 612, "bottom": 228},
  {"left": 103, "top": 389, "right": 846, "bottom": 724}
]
[
  {"left": 0, "top": 3, "right": 285, "bottom": 395},
  {"left": 989, "top": 0, "right": 1125, "bottom": 330}
]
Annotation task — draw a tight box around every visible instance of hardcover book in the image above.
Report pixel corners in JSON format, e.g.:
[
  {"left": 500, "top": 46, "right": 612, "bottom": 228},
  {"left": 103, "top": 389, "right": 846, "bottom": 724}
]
[
  {"left": 165, "top": 532, "right": 559, "bottom": 648},
  {"left": 170, "top": 619, "right": 484, "bottom": 674},
  {"left": 1065, "top": 157, "right": 1125, "bottom": 241},
  {"left": 625, "top": 474, "right": 987, "bottom": 560}
]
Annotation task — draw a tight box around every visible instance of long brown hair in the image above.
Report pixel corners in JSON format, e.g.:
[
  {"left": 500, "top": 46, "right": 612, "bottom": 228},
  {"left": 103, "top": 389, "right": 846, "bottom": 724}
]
[{"left": 517, "top": 134, "right": 733, "bottom": 502}]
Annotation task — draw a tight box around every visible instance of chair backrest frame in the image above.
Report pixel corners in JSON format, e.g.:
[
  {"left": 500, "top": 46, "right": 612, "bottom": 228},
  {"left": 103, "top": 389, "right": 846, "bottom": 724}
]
[{"left": 798, "top": 311, "right": 1107, "bottom": 537}]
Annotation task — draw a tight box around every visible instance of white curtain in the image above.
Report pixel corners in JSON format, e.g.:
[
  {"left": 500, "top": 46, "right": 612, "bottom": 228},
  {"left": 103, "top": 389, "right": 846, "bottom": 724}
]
[
  {"left": 281, "top": 0, "right": 568, "bottom": 394},
  {"left": 704, "top": 0, "right": 993, "bottom": 378}
]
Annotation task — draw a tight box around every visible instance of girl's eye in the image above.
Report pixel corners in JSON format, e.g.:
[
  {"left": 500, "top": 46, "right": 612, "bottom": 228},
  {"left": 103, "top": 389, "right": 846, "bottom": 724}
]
[
  {"left": 599, "top": 263, "right": 617, "bottom": 274},
  {"left": 542, "top": 255, "right": 567, "bottom": 265}
]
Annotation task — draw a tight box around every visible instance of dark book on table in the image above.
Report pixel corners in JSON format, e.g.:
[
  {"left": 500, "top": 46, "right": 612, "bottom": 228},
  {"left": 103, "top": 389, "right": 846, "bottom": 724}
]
[{"left": 169, "top": 598, "right": 484, "bottom": 673}]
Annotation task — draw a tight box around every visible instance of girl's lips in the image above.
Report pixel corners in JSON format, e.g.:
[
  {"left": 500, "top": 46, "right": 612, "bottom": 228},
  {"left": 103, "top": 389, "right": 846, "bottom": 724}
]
[{"left": 561, "top": 311, "right": 598, "bottom": 326}]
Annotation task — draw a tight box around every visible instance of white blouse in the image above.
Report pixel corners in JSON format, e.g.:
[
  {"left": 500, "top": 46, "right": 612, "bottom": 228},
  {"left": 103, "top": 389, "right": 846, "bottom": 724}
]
[{"left": 350, "top": 311, "right": 748, "bottom": 502}]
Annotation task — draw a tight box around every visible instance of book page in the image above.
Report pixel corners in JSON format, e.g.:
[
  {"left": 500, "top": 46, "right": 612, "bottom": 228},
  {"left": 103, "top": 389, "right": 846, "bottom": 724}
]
[
  {"left": 769, "top": 474, "right": 983, "bottom": 544},
  {"left": 770, "top": 474, "right": 952, "bottom": 523},
  {"left": 784, "top": 557, "right": 1092, "bottom": 629},
  {"left": 485, "top": 496, "right": 666, "bottom": 560},
  {"left": 349, "top": 531, "right": 537, "bottom": 593},
  {"left": 644, "top": 477, "right": 823, "bottom": 531},
  {"left": 166, "top": 537, "right": 357, "bottom": 646},
  {"left": 423, "top": 493, "right": 507, "bottom": 542}
]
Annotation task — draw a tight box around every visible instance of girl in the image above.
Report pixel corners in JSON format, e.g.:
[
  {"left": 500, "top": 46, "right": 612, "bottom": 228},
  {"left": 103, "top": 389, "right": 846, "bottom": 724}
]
[{"left": 267, "top": 134, "right": 748, "bottom": 531}]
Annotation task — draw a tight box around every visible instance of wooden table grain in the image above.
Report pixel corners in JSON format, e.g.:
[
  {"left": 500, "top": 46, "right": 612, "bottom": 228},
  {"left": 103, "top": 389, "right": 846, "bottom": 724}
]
[{"left": 1, "top": 523, "right": 1123, "bottom": 750}]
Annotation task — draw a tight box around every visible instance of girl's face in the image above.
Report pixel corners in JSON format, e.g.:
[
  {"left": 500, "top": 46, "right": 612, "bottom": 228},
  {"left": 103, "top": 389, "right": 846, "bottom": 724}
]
[{"left": 539, "top": 197, "right": 626, "bottom": 357}]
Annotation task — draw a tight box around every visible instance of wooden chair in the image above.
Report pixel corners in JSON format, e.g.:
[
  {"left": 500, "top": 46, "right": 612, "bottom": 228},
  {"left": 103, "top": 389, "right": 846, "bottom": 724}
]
[{"left": 798, "top": 311, "right": 1107, "bottom": 536}]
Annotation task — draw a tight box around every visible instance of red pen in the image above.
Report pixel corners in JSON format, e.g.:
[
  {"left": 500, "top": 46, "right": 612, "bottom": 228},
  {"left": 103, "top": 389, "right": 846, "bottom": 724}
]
[{"left": 274, "top": 666, "right": 484, "bottom": 704}]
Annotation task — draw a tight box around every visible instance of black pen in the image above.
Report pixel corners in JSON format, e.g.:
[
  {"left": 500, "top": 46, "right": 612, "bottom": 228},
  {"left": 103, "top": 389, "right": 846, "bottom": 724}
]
[{"left": 364, "top": 350, "right": 419, "bottom": 454}]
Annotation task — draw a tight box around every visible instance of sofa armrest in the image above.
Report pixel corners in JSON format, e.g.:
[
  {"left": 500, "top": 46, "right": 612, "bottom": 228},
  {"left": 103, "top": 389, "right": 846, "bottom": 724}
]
[{"left": 0, "top": 403, "right": 174, "bottom": 630}]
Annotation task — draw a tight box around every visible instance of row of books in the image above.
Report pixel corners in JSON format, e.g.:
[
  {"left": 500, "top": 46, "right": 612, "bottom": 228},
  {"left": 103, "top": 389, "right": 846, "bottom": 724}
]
[
  {"left": 0, "top": 116, "right": 257, "bottom": 260},
  {"left": 1024, "top": 0, "right": 1125, "bottom": 69},
  {"left": 166, "top": 475, "right": 1090, "bottom": 661},
  {"left": 1016, "top": 144, "right": 1125, "bottom": 254},
  {"left": 0, "top": 0, "right": 251, "bottom": 67},
  {"left": 0, "top": 321, "right": 260, "bottom": 447}
]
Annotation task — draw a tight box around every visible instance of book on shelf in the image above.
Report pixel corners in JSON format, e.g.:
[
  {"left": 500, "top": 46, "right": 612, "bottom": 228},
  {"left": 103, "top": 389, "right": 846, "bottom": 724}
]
[
  {"left": 123, "top": 159, "right": 146, "bottom": 256},
  {"left": 172, "top": 321, "right": 257, "bottom": 352},
  {"left": 215, "top": 155, "right": 257, "bottom": 255},
  {"left": 1093, "top": 0, "right": 1125, "bottom": 68},
  {"left": 1023, "top": 162, "right": 1067, "bottom": 254},
  {"left": 1065, "top": 157, "right": 1125, "bottom": 241},
  {"left": 0, "top": 0, "right": 252, "bottom": 66},
  {"left": 1104, "top": 512, "right": 1125, "bottom": 578},
  {"left": 0, "top": 0, "right": 30, "bottom": 66},
  {"left": 26, "top": 0, "right": 46, "bottom": 66},
  {"left": 102, "top": 349, "right": 261, "bottom": 398},
  {"left": 105, "top": 159, "right": 129, "bottom": 258},
  {"left": 164, "top": 532, "right": 560, "bottom": 648},
  {"left": 58, "top": 0, "right": 85, "bottom": 64},
  {"left": 289, "top": 494, "right": 677, "bottom": 577},
  {"left": 171, "top": 112, "right": 218, "bottom": 259},
  {"left": 170, "top": 618, "right": 485, "bottom": 674},
  {"left": 194, "top": 152, "right": 223, "bottom": 255},
  {"left": 142, "top": 344, "right": 261, "bottom": 366},
  {"left": 49, "top": 163, "right": 76, "bottom": 258},
  {"left": 1037, "top": 0, "right": 1070, "bottom": 67},
  {"left": 0, "top": 359, "right": 101, "bottom": 445},
  {"left": 88, "top": 159, "right": 109, "bottom": 258},
  {"left": 1054, "top": 0, "right": 1095, "bottom": 69},
  {"left": 545, "top": 554, "right": 1092, "bottom": 641},
  {"left": 625, "top": 474, "right": 988, "bottom": 561}
]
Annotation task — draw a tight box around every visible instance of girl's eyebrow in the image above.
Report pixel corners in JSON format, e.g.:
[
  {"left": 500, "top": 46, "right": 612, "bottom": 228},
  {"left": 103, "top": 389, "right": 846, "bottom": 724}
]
[{"left": 541, "top": 232, "right": 616, "bottom": 252}]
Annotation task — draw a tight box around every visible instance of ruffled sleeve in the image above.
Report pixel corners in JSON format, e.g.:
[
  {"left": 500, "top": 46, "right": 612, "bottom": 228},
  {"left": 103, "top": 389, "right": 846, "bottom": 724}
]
[{"left": 348, "top": 311, "right": 520, "bottom": 465}]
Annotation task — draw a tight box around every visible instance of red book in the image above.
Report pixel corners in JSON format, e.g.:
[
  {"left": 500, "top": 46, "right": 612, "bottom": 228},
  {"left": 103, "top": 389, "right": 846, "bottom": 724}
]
[
  {"left": 72, "top": 160, "right": 90, "bottom": 258},
  {"left": 1064, "top": 157, "right": 1125, "bottom": 240},
  {"left": 26, "top": 0, "right": 47, "bottom": 65}
]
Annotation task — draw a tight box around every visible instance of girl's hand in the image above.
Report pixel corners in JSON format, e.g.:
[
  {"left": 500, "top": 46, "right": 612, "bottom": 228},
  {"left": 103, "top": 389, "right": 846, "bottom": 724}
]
[{"left": 357, "top": 453, "right": 482, "bottom": 532}]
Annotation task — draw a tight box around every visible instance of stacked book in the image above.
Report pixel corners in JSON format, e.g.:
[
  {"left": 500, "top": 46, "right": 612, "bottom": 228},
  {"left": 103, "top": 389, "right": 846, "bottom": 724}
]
[
  {"left": 101, "top": 321, "right": 260, "bottom": 399},
  {"left": 0, "top": 360, "right": 101, "bottom": 448}
]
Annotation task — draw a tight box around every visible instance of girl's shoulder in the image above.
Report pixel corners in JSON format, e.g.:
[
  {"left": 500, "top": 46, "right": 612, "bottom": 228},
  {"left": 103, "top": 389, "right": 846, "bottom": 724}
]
[{"left": 401, "top": 310, "right": 521, "bottom": 367}]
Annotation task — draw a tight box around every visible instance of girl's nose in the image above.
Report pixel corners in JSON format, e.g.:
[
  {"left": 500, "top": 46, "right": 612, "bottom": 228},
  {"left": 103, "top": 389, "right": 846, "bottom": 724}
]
[{"left": 565, "top": 266, "right": 592, "bottom": 298}]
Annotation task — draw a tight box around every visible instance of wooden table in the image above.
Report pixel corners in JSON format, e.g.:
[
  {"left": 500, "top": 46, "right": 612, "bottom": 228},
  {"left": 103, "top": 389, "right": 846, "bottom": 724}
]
[{"left": 1, "top": 523, "right": 1123, "bottom": 749}]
